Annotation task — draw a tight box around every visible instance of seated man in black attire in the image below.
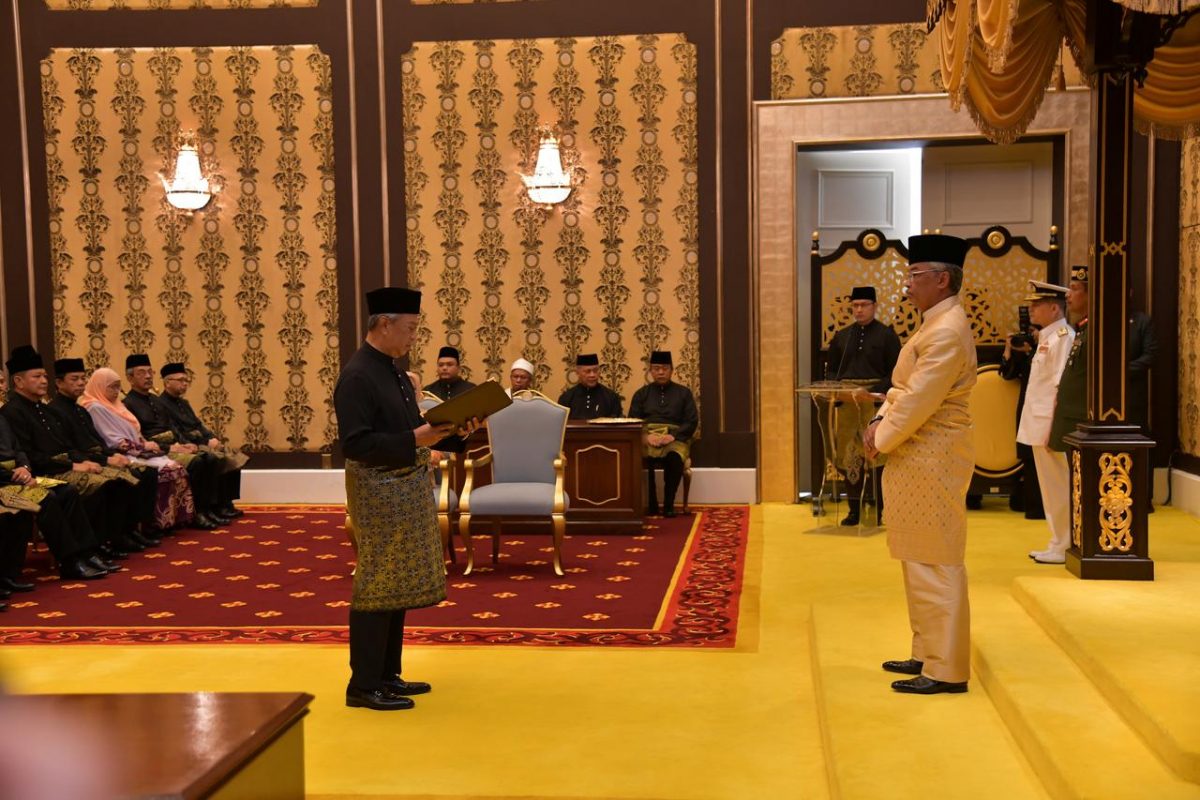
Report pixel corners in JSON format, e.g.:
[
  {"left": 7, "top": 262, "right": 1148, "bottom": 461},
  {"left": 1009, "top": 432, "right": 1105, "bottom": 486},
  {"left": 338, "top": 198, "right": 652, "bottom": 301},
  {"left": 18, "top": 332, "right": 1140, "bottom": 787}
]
[
  {"left": 628, "top": 351, "right": 699, "bottom": 518},
  {"left": 558, "top": 353, "right": 623, "bottom": 420},
  {"left": 423, "top": 347, "right": 476, "bottom": 401},
  {"left": 0, "top": 414, "right": 112, "bottom": 580},
  {"left": 49, "top": 357, "right": 163, "bottom": 534},
  {"left": 2, "top": 346, "right": 154, "bottom": 558},
  {"left": 123, "top": 354, "right": 229, "bottom": 530},
  {"left": 157, "top": 362, "right": 246, "bottom": 519}
]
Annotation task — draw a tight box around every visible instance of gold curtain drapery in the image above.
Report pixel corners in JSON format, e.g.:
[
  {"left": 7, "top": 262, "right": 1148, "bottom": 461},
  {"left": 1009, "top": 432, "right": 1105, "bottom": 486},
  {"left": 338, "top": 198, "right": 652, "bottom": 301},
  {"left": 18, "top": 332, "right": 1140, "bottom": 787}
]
[
  {"left": 933, "top": 0, "right": 1200, "bottom": 142},
  {"left": 1109, "top": 0, "right": 1200, "bottom": 13}
]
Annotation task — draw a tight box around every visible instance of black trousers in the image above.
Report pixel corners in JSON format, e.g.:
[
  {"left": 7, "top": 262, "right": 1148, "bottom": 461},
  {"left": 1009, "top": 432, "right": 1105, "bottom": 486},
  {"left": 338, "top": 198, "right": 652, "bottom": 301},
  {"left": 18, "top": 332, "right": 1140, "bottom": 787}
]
[
  {"left": 131, "top": 466, "right": 160, "bottom": 526},
  {"left": 220, "top": 468, "right": 242, "bottom": 505},
  {"left": 36, "top": 485, "right": 98, "bottom": 561},
  {"left": 646, "top": 453, "right": 685, "bottom": 512},
  {"left": 184, "top": 453, "right": 224, "bottom": 513},
  {"left": 71, "top": 478, "right": 139, "bottom": 544},
  {"left": 845, "top": 466, "right": 885, "bottom": 515},
  {"left": 1011, "top": 443, "right": 1045, "bottom": 519},
  {"left": 0, "top": 512, "right": 33, "bottom": 579},
  {"left": 349, "top": 609, "right": 406, "bottom": 692}
]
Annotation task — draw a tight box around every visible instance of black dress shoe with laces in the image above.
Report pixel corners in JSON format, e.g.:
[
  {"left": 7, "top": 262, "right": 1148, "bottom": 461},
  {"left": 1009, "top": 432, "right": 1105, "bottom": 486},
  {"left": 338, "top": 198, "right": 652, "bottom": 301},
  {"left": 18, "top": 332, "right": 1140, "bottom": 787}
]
[
  {"left": 882, "top": 658, "right": 924, "bottom": 675},
  {"left": 891, "top": 675, "right": 968, "bottom": 694},
  {"left": 220, "top": 504, "right": 245, "bottom": 518},
  {"left": 346, "top": 686, "right": 415, "bottom": 710},
  {"left": 193, "top": 512, "right": 220, "bottom": 530},
  {"left": 382, "top": 676, "right": 431, "bottom": 696},
  {"left": 87, "top": 555, "right": 120, "bottom": 574},
  {"left": 1, "top": 577, "right": 34, "bottom": 593}
]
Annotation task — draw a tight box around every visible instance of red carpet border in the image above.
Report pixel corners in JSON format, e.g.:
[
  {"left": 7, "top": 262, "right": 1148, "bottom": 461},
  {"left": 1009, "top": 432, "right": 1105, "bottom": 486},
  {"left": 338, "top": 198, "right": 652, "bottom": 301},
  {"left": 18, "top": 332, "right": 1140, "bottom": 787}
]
[{"left": 0, "top": 505, "right": 749, "bottom": 648}]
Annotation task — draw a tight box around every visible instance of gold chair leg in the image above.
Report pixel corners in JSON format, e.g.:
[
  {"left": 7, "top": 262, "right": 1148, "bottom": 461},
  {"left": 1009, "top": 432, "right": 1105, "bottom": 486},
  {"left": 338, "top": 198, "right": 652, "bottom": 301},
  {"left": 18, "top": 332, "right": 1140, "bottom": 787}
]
[
  {"left": 459, "top": 513, "right": 475, "bottom": 575},
  {"left": 438, "top": 512, "right": 451, "bottom": 576},
  {"left": 551, "top": 513, "right": 565, "bottom": 576}
]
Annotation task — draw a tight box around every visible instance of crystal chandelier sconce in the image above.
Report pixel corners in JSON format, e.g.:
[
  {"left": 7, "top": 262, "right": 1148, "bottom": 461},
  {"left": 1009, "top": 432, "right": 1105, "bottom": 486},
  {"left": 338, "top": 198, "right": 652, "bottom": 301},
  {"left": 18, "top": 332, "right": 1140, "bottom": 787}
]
[
  {"left": 162, "top": 138, "right": 215, "bottom": 212},
  {"left": 522, "top": 131, "right": 573, "bottom": 206}
]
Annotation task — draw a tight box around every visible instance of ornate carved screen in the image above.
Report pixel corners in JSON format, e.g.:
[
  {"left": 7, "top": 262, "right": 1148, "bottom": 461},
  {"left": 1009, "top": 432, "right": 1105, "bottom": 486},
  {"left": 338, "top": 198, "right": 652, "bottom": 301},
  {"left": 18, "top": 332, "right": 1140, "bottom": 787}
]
[{"left": 813, "top": 226, "right": 1057, "bottom": 368}]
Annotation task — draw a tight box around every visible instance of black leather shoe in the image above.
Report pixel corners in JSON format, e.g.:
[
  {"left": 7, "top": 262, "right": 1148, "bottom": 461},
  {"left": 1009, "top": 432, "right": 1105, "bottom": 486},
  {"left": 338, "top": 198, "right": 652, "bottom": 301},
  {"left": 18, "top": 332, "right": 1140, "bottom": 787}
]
[
  {"left": 1, "top": 577, "right": 34, "bottom": 593},
  {"left": 663, "top": 508, "right": 677, "bottom": 519},
  {"left": 346, "top": 686, "right": 415, "bottom": 710},
  {"left": 382, "top": 676, "right": 431, "bottom": 696},
  {"left": 646, "top": 505, "right": 661, "bottom": 516},
  {"left": 193, "top": 513, "right": 219, "bottom": 530},
  {"left": 114, "top": 536, "right": 145, "bottom": 553},
  {"left": 60, "top": 559, "right": 107, "bottom": 580},
  {"left": 87, "top": 555, "right": 120, "bottom": 574},
  {"left": 0, "top": 601, "right": 7, "bottom": 612},
  {"left": 891, "top": 675, "right": 968, "bottom": 694},
  {"left": 0, "top": 587, "right": 10, "bottom": 600},
  {"left": 840, "top": 513, "right": 860, "bottom": 526},
  {"left": 882, "top": 658, "right": 924, "bottom": 675},
  {"left": 211, "top": 511, "right": 235, "bottom": 525},
  {"left": 220, "top": 504, "right": 244, "bottom": 518},
  {"left": 100, "top": 543, "right": 130, "bottom": 560},
  {"left": 129, "top": 530, "right": 159, "bottom": 548}
]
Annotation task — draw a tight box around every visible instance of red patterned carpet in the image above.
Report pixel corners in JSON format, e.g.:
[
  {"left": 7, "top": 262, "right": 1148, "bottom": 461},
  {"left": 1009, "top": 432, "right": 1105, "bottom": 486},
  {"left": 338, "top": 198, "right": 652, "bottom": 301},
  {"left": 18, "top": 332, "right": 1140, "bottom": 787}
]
[{"left": 0, "top": 505, "right": 749, "bottom": 647}]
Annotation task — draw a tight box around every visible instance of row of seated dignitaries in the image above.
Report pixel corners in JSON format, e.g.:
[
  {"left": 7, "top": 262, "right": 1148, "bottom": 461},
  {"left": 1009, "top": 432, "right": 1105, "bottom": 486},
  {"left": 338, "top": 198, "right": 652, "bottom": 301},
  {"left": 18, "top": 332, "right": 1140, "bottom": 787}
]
[
  {"left": 0, "top": 345, "right": 245, "bottom": 605},
  {"left": 422, "top": 346, "right": 698, "bottom": 518}
]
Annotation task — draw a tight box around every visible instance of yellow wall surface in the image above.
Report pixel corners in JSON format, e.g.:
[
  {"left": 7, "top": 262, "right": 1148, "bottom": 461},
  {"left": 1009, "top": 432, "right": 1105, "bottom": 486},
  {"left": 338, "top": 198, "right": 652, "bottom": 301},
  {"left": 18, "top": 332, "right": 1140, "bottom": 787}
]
[
  {"left": 42, "top": 45, "right": 339, "bottom": 452},
  {"left": 402, "top": 34, "right": 700, "bottom": 405}
]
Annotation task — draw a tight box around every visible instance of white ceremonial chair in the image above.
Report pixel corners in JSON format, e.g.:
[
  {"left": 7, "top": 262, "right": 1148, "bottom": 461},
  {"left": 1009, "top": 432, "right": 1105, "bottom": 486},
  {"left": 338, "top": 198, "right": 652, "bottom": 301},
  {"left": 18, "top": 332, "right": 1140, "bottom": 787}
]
[{"left": 458, "top": 391, "right": 569, "bottom": 576}]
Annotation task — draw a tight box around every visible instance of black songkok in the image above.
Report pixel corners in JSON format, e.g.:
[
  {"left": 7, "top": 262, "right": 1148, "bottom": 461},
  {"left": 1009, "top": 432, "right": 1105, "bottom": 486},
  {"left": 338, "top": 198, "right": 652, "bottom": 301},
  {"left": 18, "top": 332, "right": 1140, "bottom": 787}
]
[
  {"left": 160, "top": 362, "right": 187, "bottom": 378},
  {"left": 849, "top": 286, "right": 877, "bottom": 302},
  {"left": 908, "top": 234, "right": 969, "bottom": 269},
  {"left": 575, "top": 353, "right": 600, "bottom": 367},
  {"left": 438, "top": 346, "right": 460, "bottom": 362},
  {"left": 6, "top": 345, "right": 43, "bottom": 374},
  {"left": 126, "top": 353, "right": 152, "bottom": 370},
  {"left": 54, "top": 357, "right": 86, "bottom": 375},
  {"left": 649, "top": 351, "right": 673, "bottom": 366},
  {"left": 366, "top": 287, "right": 422, "bottom": 316}
]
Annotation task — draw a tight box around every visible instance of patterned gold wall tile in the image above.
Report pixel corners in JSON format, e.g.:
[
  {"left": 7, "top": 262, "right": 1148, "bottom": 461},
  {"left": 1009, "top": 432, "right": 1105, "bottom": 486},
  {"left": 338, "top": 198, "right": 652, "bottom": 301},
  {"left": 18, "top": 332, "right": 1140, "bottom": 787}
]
[
  {"left": 404, "top": 34, "right": 699, "bottom": 408},
  {"left": 42, "top": 45, "right": 338, "bottom": 453},
  {"left": 770, "top": 23, "right": 1086, "bottom": 100}
]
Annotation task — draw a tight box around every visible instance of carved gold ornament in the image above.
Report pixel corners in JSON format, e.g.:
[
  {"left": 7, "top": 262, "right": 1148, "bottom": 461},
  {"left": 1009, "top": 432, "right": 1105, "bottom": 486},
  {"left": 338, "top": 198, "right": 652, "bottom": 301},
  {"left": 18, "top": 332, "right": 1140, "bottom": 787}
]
[
  {"left": 1071, "top": 449, "right": 1082, "bottom": 549},
  {"left": 1097, "top": 452, "right": 1134, "bottom": 553},
  {"left": 986, "top": 229, "right": 1005, "bottom": 249}
]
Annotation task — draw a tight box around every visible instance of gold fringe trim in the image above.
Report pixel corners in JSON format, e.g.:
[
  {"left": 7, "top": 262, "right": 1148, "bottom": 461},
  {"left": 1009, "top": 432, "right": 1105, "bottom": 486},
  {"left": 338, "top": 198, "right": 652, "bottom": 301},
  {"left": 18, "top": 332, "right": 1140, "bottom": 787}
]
[
  {"left": 1134, "top": 116, "right": 1200, "bottom": 140},
  {"left": 928, "top": 0, "right": 950, "bottom": 31},
  {"left": 961, "top": 53, "right": 1057, "bottom": 145},
  {"left": 1109, "top": 0, "right": 1200, "bottom": 13}
]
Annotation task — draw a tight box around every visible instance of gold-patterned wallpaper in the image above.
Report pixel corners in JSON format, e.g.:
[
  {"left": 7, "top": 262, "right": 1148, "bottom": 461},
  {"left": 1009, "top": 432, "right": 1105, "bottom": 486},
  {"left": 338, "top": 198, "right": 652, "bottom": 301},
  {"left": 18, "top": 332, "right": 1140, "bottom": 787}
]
[
  {"left": 46, "top": 1, "right": 316, "bottom": 8},
  {"left": 1180, "top": 135, "right": 1200, "bottom": 455},
  {"left": 42, "top": 45, "right": 339, "bottom": 453},
  {"left": 819, "top": 243, "right": 1047, "bottom": 349},
  {"left": 770, "top": 23, "right": 1085, "bottom": 101},
  {"left": 402, "top": 34, "right": 700, "bottom": 406}
]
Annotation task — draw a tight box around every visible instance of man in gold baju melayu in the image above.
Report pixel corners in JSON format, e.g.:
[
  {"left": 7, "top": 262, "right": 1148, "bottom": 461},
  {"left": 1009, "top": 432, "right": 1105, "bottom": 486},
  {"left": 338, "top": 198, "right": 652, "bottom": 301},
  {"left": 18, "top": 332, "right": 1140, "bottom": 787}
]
[{"left": 864, "top": 234, "right": 977, "bottom": 695}]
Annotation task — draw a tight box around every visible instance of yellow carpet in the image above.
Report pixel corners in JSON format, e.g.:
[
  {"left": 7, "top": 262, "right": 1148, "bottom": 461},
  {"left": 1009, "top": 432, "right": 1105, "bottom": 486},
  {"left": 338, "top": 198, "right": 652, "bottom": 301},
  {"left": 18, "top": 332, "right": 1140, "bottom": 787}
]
[{"left": 2, "top": 501, "right": 1198, "bottom": 799}]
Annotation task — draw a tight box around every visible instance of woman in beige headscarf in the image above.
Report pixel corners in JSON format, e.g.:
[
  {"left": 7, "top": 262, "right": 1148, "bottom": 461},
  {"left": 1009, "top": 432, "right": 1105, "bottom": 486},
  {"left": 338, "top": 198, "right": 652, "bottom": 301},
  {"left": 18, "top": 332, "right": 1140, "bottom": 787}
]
[{"left": 80, "top": 368, "right": 195, "bottom": 531}]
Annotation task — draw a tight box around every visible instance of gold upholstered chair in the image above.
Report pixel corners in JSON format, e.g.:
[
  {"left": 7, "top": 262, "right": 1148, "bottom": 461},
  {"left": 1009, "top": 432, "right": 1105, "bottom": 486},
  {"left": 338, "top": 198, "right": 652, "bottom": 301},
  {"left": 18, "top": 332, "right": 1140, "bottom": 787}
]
[
  {"left": 458, "top": 390, "right": 569, "bottom": 576},
  {"left": 968, "top": 363, "right": 1023, "bottom": 493}
]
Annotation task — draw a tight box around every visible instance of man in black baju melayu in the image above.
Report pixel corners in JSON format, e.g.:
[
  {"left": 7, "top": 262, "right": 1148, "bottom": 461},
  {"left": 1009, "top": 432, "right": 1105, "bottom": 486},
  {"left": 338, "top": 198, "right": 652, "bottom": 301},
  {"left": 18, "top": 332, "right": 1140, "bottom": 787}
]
[
  {"left": 336, "top": 287, "right": 478, "bottom": 711},
  {"left": 628, "top": 351, "right": 698, "bottom": 518},
  {"left": 824, "top": 286, "right": 902, "bottom": 526},
  {"left": 423, "top": 347, "right": 476, "bottom": 401},
  {"left": 157, "top": 362, "right": 245, "bottom": 520},
  {"left": 557, "top": 353, "right": 623, "bottom": 421}
]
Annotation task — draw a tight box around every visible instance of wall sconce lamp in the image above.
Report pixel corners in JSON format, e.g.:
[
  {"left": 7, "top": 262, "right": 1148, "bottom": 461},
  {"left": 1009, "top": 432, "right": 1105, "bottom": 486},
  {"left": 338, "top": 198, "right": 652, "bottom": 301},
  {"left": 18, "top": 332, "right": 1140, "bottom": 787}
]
[
  {"left": 522, "top": 130, "right": 573, "bottom": 206},
  {"left": 162, "top": 137, "right": 215, "bottom": 212}
]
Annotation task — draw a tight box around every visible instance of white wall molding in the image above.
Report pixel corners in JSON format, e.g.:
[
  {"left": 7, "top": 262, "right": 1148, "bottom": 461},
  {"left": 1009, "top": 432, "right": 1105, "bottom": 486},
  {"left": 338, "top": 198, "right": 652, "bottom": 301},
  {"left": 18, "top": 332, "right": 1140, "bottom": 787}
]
[{"left": 240, "top": 467, "right": 759, "bottom": 506}]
